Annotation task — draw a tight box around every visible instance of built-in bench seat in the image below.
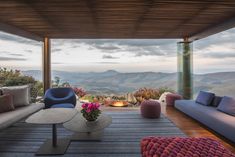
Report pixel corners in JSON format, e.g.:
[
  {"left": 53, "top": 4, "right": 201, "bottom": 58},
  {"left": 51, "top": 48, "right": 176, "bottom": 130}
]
[
  {"left": 175, "top": 100, "right": 235, "bottom": 143},
  {"left": 0, "top": 103, "right": 44, "bottom": 130}
]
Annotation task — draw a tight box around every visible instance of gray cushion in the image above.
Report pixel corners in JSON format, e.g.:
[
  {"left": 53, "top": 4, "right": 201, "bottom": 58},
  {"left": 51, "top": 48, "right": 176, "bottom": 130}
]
[
  {"left": 217, "top": 96, "right": 235, "bottom": 116},
  {"left": 195, "top": 91, "right": 215, "bottom": 106},
  {"left": 175, "top": 100, "right": 235, "bottom": 143},
  {"left": 2, "top": 85, "right": 30, "bottom": 107},
  {"left": 0, "top": 103, "right": 44, "bottom": 130},
  {"left": 0, "top": 94, "right": 15, "bottom": 113}
]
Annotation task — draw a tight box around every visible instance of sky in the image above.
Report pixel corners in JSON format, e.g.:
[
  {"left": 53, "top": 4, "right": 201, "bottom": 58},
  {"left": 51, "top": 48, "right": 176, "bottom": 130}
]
[{"left": 0, "top": 28, "right": 235, "bottom": 74}]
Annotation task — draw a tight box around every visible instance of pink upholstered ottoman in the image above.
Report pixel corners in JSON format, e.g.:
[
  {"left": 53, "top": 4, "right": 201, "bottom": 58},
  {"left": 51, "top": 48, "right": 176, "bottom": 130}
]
[
  {"left": 140, "top": 100, "right": 161, "bottom": 118},
  {"left": 166, "top": 93, "right": 183, "bottom": 107},
  {"left": 141, "top": 137, "right": 235, "bottom": 157}
]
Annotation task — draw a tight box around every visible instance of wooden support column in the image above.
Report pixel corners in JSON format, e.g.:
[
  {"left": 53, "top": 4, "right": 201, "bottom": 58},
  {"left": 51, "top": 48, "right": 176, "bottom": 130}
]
[
  {"left": 177, "top": 38, "right": 193, "bottom": 99},
  {"left": 43, "top": 37, "right": 51, "bottom": 94}
]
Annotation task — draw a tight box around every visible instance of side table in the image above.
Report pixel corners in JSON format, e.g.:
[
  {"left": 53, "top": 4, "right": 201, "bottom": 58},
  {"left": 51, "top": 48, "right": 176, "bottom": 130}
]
[
  {"left": 26, "top": 108, "right": 77, "bottom": 155},
  {"left": 63, "top": 113, "right": 112, "bottom": 141}
]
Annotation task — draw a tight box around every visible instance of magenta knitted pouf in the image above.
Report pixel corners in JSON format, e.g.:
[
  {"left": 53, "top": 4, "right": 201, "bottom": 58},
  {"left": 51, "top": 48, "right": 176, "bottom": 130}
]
[
  {"left": 166, "top": 93, "right": 183, "bottom": 107},
  {"left": 141, "top": 137, "right": 235, "bottom": 157},
  {"left": 140, "top": 100, "right": 161, "bottom": 118}
]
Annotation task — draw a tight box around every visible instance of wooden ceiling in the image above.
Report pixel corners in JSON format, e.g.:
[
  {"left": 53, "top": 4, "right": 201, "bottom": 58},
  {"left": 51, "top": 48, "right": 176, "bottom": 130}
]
[{"left": 1, "top": 0, "right": 235, "bottom": 41}]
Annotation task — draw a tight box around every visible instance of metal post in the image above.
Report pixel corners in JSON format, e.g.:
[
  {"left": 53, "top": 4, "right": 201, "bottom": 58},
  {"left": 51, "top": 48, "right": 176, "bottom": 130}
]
[
  {"left": 177, "top": 38, "right": 193, "bottom": 99},
  {"left": 43, "top": 37, "right": 51, "bottom": 94}
]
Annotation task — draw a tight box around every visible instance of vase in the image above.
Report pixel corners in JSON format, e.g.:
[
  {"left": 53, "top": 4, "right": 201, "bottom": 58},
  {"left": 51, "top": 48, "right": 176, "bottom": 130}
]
[{"left": 86, "top": 119, "right": 98, "bottom": 127}]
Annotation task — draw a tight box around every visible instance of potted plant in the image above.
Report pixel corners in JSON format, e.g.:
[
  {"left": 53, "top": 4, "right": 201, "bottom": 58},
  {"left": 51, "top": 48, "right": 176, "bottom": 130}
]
[{"left": 81, "top": 102, "right": 101, "bottom": 122}]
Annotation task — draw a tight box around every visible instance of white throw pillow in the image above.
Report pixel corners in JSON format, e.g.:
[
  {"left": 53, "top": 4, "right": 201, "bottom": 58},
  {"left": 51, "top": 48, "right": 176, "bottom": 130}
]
[{"left": 2, "top": 85, "right": 30, "bottom": 107}]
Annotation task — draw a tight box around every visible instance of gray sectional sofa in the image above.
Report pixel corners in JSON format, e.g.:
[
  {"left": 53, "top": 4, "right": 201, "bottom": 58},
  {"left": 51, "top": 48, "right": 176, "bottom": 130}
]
[{"left": 175, "top": 100, "right": 235, "bottom": 143}]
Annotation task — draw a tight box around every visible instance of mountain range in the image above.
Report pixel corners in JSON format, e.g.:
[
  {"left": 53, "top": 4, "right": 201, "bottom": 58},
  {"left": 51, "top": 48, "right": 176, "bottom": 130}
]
[{"left": 22, "top": 70, "right": 235, "bottom": 97}]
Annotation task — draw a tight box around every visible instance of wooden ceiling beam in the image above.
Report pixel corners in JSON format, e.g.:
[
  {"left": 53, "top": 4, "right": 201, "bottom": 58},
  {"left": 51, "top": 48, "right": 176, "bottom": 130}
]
[
  {"left": 189, "top": 14, "right": 235, "bottom": 41},
  {"left": 24, "top": 0, "right": 61, "bottom": 33},
  {"left": 86, "top": 0, "right": 99, "bottom": 36},
  {"left": 131, "top": 0, "right": 154, "bottom": 37},
  {"left": 0, "top": 22, "right": 43, "bottom": 41},
  {"left": 163, "top": 3, "right": 213, "bottom": 38}
]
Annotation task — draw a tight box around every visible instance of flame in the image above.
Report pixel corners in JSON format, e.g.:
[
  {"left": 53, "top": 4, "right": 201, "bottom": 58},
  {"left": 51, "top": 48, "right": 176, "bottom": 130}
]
[{"left": 111, "top": 101, "right": 127, "bottom": 107}]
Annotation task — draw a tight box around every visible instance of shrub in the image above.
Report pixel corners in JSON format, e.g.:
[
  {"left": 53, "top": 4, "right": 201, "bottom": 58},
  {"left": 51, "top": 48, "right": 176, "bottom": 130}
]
[
  {"left": 51, "top": 76, "right": 71, "bottom": 88},
  {"left": 0, "top": 68, "right": 36, "bottom": 86},
  {"left": 111, "top": 95, "right": 126, "bottom": 101},
  {"left": 0, "top": 68, "right": 44, "bottom": 100},
  {"left": 73, "top": 87, "right": 86, "bottom": 97},
  {"left": 158, "top": 87, "right": 175, "bottom": 96},
  {"left": 134, "top": 88, "right": 160, "bottom": 103},
  {"left": 34, "top": 81, "right": 44, "bottom": 96}
]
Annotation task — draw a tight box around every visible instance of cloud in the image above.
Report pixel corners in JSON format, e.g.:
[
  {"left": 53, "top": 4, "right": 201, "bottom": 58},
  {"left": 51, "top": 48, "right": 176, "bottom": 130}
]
[
  {"left": 9, "top": 53, "right": 24, "bottom": 57},
  {"left": 91, "top": 44, "right": 120, "bottom": 51},
  {"left": 70, "top": 45, "right": 80, "bottom": 49},
  {"left": 96, "top": 62, "right": 120, "bottom": 64},
  {"left": 52, "top": 62, "right": 64, "bottom": 65},
  {"left": 52, "top": 48, "right": 62, "bottom": 53},
  {"left": 0, "top": 51, "right": 24, "bottom": 57},
  {"left": 25, "top": 50, "right": 33, "bottom": 53},
  {"left": 0, "top": 57, "right": 26, "bottom": 61},
  {"left": 49, "top": 30, "right": 235, "bottom": 59},
  {"left": 125, "top": 46, "right": 176, "bottom": 57},
  {"left": 199, "top": 52, "right": 235, "bottom": 58},
  {"left": 51, "top": 39, "right": 179, "bottom": 57},
  {"left": 102, "top": 55, "right": 119, "bottom": 59},
  {"left": 83, "top": 39, "right": 178, "bottom": 56}
]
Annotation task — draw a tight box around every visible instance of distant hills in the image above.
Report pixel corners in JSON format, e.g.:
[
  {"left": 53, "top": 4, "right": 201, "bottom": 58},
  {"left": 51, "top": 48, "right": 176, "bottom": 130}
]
[{"left": 22, "top": 70, "right": 235, "bottom": 97}]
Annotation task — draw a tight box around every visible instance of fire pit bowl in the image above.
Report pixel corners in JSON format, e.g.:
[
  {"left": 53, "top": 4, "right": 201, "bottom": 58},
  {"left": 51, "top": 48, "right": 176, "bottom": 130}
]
[{"left": 110, "top": 101, "right": 128, "bottom": 107}]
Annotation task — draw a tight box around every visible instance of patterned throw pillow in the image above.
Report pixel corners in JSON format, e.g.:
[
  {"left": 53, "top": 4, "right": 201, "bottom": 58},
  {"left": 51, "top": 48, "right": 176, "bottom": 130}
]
[{"left": 0, "top": 94, "right": 15, "bottom": 113}]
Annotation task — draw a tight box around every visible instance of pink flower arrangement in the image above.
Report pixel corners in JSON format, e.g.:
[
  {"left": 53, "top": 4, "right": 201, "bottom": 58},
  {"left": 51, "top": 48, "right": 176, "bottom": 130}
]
[
  {"left": 81, "top": 102, "right": 101, "bottom": 121},
  {"left": 73, "top": 87, "right": 86, "bottom": 97}
]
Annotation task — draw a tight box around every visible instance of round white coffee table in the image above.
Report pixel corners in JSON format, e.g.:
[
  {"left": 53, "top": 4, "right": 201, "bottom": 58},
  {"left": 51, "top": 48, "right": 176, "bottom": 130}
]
[
  {"left": 63, "top": 113, "right": 112, "bottom": 141},
  {"left": 26, "top": 108, "right": 77, "bottom": 155}
]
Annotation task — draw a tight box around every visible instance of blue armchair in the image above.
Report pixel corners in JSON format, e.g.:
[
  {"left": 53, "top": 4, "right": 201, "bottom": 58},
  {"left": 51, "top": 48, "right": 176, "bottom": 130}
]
[{"left": 44, "top": 88, "right": 77, "bottom": 108}]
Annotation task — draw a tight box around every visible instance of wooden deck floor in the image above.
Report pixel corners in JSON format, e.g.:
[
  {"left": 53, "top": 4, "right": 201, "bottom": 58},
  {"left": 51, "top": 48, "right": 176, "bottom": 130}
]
[
  {"left": 0, "top": 111, "right": 185, "bottom": 157},
  {"left": 162, "top": 105, "right": 235, "bottom": 153},
  {"left": 102, "top": 105, "right": 235, "bottom": 152}
]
